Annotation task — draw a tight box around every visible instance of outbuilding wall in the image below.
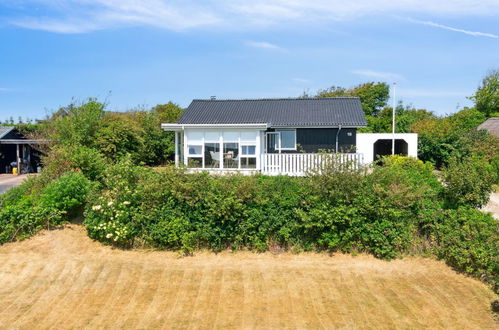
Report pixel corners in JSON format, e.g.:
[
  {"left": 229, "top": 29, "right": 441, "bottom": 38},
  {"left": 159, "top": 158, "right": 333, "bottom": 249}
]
[{"left": 356, "top": 133, "right": 418, "bottom": 164}]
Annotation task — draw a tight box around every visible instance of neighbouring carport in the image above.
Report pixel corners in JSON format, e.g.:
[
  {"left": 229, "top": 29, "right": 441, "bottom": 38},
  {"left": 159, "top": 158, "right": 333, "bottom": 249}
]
[
  {"left": 356, "top": 133, "right": 418, "bottom": 165},
  {"left": 373, "top": 139, "right": 408, "bottom": 161},
  {"left": 0, "top": 127, "right": 47, "bottom": 174}
]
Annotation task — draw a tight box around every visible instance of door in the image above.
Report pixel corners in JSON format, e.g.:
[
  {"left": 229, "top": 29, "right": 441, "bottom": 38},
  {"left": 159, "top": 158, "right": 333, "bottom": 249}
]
[{"left": 266, "top": 132, "right": 280, "bottom": 153}]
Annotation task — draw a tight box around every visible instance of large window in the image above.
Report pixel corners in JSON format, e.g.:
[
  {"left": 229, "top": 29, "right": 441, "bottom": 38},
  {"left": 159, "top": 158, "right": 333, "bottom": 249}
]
[
  {"left": 223, "top": 143, "right": 239, "bottom": 169},
  {"left": 187, "top": 145, "right": 202, "bottom": 168},
  {"left": 183, "top": 130, "right": 260, "bottom": 170},
  {"left": 277, "top": 129, "right": 296, "bottom": 150},
  {"left": 204, "top": 143, "right": 220, "bottom": 168},
  {"left": 241, "top": 144, "right": 257, "bottom": 169}
]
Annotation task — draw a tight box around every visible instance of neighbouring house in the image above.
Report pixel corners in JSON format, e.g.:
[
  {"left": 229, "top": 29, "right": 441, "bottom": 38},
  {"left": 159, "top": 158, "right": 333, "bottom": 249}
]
[
  {"left": 162, "top": 98, "right": 418, "bottom": 175},
  {"left": 0, "top": 126, "right": 45, "bottom": 174},
  {"left": 478, "top": 117, "right": 499, "bottom": 138}
]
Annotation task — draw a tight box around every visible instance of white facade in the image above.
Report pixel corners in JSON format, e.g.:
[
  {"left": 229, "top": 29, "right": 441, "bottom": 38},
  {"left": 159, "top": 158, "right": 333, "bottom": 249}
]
[
  {"left": 356, "top": 133, "right": 418, "bottom": 164},
  {"left": 164, "top": 124, "right": 418, "bottom": 175}
]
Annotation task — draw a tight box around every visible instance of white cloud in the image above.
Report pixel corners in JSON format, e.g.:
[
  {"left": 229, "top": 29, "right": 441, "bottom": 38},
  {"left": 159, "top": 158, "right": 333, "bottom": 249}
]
[
  {"left": 405, "top": 18, "right": 498, "bottom": 38},
  {"left": 352, "top": 70, "right": 403, "bottom": 82},
  {"left": 246, "top": 41, "right": 282, "bottom": 50},
  {"left": 4, "top": 0, "right": 499, "bottom": 33},
  {"left": 8, "top": 0, "right": 220, "bottom": 33}
]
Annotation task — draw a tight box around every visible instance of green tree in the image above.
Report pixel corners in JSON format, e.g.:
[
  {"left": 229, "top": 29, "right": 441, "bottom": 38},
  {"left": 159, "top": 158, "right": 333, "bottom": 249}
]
[
  {"left": 361, "top": 105, "right": 434, "bottom": 133},
  {"left": 471, "top": 70, "right": 499, "bottom": 117},
  {"left": 93, "top": 113, "right": 144, "bottom": 162},
  {"left": 317, "top": 82, "right": 390, "bottom": 116},
  {"left": 136, "top": 102, "right": 184, "bottom": 165},
  {"left": 412, "top": 108, "right": 489, "bottom": 167},
  {"left": 48, "top": 99, "right": 105, "bottom": 147}
]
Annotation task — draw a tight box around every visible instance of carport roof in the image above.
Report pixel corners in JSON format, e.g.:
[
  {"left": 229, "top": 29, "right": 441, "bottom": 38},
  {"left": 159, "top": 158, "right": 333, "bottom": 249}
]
[{"left": 0, "top": 126, "right": 14, "bottom": 139}]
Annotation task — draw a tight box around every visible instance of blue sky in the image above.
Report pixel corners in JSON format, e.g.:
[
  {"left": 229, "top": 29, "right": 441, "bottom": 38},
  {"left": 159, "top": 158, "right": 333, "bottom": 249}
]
[{"left": 0, "top": 1, "right": 498, "bottom": 121}]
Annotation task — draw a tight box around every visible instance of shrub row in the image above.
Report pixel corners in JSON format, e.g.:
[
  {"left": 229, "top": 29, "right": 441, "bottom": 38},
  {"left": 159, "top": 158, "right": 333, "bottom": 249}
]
[{"left": 84, "top": 157, "right": 438, "bottom": 257}]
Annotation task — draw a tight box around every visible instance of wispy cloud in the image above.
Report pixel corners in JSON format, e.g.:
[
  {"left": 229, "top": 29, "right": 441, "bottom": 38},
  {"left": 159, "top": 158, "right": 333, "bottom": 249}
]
[
  {"left": 4, "top": 0, "right": 499, "bottom": 33},
  {"left": 292, "top": 78, "right": 311, "bottom": 83},
  {"left": 0, "top": 88, "right": 11, "bottom": 92},
  {"left": 352, "top": 70, "right": 403, "bottom": 82},
  {"left": 7, "top": 0, "right": 220, "bottom": 33},
  {"left": 246, "top": 41, "right": 282, "bottom": 51},
  {"left": 405, "top": 18, "right": 498, "bottom": 38}
]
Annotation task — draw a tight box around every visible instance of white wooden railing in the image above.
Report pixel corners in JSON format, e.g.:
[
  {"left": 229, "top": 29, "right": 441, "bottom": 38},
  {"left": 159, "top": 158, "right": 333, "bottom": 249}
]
[{"left": 261, "top": 153, "right": 364, "bottom": 176}]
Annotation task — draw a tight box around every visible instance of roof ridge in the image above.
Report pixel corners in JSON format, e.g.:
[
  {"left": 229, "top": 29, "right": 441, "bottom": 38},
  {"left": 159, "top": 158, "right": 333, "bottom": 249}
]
[{"left": 192, "top": 97, "right": 360, "bottom": 102}]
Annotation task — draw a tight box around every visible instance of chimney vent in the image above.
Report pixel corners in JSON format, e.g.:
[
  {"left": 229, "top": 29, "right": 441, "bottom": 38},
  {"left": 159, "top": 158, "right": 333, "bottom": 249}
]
[{"left": 210, "top": 96, "right": 216, "bottom": 100}]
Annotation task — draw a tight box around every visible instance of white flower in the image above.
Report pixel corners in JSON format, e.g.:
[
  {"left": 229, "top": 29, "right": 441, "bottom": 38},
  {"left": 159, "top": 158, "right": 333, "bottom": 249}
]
[
  {"left": 106, "top": 233, "right": 113, "bottom": 238},
  {"left": 92, "top": 205, "right": 102, "bottom": 211},
  {"left": 123, "top": 201, "right": 131, "bottom": 205},
  {"left": 108, "top": 201, "right": 114, "bottom": 206}
]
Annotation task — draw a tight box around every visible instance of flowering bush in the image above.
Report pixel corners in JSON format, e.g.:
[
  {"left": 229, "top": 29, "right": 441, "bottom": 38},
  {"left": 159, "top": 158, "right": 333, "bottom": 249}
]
[
  {"left": 85, "top": 198, "right": 134, "bottom": 246},
  {"left": 84, "top": 157, "right": 148, "bottom": 247}
]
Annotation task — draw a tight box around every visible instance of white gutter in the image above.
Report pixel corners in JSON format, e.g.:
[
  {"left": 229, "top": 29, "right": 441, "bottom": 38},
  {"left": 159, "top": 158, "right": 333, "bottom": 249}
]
[{"left": 161, "top": 123, "right": 269, "bottom": 131}]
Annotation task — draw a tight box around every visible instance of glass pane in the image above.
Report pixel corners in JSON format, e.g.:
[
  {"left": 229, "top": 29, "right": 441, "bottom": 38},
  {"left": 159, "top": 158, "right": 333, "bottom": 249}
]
[
  {"left": 279, "top": 130, "right": 296, "bottom": 149},
  {"left": 188, "top": 145, "right": 202, "bottom": 155},
  {"left": 223, "top": 143, "right": 239, "bottom": 169},
  {"left": 204, "top": 143, "right": 220, "bottom": 168},
  {"left": 242, "top": 145, "right": 256, "bottom": 155},
  {"left": 187, "top": 157, "right": 202, "bottom": 168},
  {"left": 241, "top": 157, "right": 256, "bottom": 169}
]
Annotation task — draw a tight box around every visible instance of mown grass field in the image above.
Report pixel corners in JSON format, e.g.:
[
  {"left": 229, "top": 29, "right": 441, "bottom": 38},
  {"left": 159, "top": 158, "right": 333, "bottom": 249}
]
[{"left": 0, "top": 225, "right": 496, "bottom": 329}]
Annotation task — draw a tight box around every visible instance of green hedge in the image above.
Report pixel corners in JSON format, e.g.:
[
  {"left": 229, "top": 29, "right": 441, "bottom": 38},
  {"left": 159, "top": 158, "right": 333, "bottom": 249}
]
[{"left": 84, "top": 157, "right": 442, "bottom": 258}]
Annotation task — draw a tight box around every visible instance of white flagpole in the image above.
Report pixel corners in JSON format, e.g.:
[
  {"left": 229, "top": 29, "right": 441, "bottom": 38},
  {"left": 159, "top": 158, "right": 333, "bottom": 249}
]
[{"left": 392, "top": 82, "right": 397, "bottom": 155}]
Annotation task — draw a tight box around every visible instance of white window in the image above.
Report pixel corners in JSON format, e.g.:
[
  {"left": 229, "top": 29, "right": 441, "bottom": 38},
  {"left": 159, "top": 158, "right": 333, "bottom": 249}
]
[
  {"left": 241, "top": 144, "right": 257, "bottom": 169},
  {"left": 276, "top": 129, "right": 296, "bottom": 150}
]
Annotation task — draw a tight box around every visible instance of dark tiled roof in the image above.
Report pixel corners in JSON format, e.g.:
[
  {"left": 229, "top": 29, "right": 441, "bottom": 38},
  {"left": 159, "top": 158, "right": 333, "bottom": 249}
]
[
  {"left": 478, "top": 117, "right": 499, "bottom": 138},
  {"left": 178, "top": 98, "right": 367, "bottom": 127},
  {"left": 0, "top": 126, "right": 14, "bottom": 139}
]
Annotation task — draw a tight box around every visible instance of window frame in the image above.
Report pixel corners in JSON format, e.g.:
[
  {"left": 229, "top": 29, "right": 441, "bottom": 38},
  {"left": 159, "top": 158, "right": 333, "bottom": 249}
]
[
  {"left": 187, "top": 145, "right": 203, "bottom": 156},
  {"left": 276, "top": 129, "right": 297, "bottom": 151},
  {"left": 240, "top": 143, "right": 257, "bottom": 169},
  {"left": 241, "top": 144, "right": 256, "bottom": 156}
]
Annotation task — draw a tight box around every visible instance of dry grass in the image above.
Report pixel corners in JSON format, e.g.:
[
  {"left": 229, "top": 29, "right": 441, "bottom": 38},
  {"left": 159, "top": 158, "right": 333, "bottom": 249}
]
[{"left": 0, "top": 225, "right": 497, "bottom": 329}]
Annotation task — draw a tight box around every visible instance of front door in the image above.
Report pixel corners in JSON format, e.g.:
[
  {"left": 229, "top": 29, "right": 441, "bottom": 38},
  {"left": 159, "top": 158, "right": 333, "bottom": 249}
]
[{"left": 266, "top": 132, "right": 280, "bottom": 153}]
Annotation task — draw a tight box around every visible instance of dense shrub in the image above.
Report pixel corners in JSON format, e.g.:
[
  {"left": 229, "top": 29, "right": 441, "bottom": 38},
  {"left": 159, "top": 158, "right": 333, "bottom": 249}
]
[
  {"left": 429, "top": 207, "right": 498, "bottom": 291},
  {"left": 412, "top": 108, "right": 488, "bottom": 168},
  {"left": 0, "top": 172, "right": 91, "bottom": 244},
  {"left": 83, "top": 156, "right": 447, "bottom": 260},
  {"left": 443, "top": 156, "right": 495, "bottom": 208},
  {"left": 84, "top": 160, "right": 307, "bottom": 252},
  {"left": 41, "top": 145, "right": 108, "bottom": 182}
]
